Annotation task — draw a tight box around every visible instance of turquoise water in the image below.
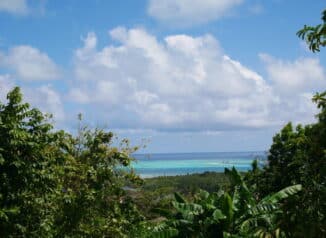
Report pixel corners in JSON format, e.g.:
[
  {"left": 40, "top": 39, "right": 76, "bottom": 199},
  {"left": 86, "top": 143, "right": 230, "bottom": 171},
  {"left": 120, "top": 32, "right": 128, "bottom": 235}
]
[{"left": 131, "top": 152, "right": 267, "bottom": 178}]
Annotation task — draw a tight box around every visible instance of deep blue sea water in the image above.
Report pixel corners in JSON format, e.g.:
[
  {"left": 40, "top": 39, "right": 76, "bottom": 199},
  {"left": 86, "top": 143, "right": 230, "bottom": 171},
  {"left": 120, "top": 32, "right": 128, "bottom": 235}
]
[{"left": 131, "top": 151, "right": 267, "bottom": 178}]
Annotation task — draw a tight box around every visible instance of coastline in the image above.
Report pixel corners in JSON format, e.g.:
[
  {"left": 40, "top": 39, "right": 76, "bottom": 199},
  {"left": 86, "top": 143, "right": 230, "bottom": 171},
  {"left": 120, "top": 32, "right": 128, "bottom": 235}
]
[{"left": 132, "top": 151, "right": 267, "bottom": 178}]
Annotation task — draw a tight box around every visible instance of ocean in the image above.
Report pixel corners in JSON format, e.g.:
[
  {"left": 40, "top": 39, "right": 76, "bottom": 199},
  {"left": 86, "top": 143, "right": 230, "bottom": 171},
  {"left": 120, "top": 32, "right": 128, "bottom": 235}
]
[{"left": 131, "top": 151, "right": 267, "bottom": 178}]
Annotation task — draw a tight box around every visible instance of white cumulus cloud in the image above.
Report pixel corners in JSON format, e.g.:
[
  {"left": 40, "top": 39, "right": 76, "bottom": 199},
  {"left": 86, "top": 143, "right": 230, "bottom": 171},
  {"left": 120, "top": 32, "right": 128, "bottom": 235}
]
[
  {"left": 0, "top": 45, "right": 64, "bottom": 122},
  {"left": 260, "top": 53, "right": 325, "bottom": 125},
  {"left": 0, "top": 45, "right": 61, "bottom": 81},
  {"left": 69, "top": 27, "right": 279, "bottom": 131},
  {"left": 147, "top": 0, "right": 243, "bottom": 26},
  {"left": 260, "top": 53, "right": 325, "bottom": 93},
  {"left": 24, "top": 85, "right": 65, "bottom": 121},
  {"left": 0, "top": 75, "right": 65, "bottom": 122}
]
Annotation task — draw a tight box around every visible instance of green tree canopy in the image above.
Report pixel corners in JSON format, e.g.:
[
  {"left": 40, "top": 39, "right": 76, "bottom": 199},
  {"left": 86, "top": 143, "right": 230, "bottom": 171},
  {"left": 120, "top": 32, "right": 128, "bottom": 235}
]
[{"left": 0, "top": 87, "right": 146, "bottom": 237}]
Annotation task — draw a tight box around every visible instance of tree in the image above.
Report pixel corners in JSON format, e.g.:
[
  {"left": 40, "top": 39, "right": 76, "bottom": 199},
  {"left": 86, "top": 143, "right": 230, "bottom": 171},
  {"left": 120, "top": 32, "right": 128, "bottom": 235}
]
[
  {"left": 297, "top": 9, "right": 326, "bottom": 52},
  {"left": 0, "top": 87, "right": 64, "bottom": 237},
  {"left": 53, "top": 122, "right": 145, "bottom": 237},
  {"left": 0, "top": 87, "right": 146, "bottom": 237},
  {"left": 243, "top": 9, "right": 326, "bottom": 237},
  {"left": 245, "top": 89, "right": 326, "bottom": 238}
]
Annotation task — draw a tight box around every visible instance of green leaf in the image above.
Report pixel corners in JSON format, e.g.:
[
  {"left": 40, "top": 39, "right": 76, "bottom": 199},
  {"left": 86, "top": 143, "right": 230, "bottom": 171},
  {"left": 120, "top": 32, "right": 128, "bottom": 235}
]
[
  {"left": 220, "top": 192, "right": 234, "bottom": 226},
  {"left": 261, "top": 184, "right": 302, "bottom": 204},
  {"left": 174, "top": 192, "right": 187, "bottom": 203},
  {"left": 172, "top": 201, "right": 204, "bottom": 215},
  {"left": 197, "top": 189, "right": 209, "bottom": 200},
  {"left": 212, "top": 209, "right": 226, "bottom": 221}
]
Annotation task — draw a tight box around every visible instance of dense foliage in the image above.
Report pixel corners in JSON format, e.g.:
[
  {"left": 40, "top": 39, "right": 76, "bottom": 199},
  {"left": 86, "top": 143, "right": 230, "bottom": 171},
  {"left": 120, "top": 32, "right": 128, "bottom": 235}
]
[
  {"left": 244, "top": 93, "right": 326, "bottom": 237},
  {"left": 133, "top": 172, "right": 230, "bottom": 220},
  {"left": 0, "top": 87, "right": 146, "bottom": 237},
  {"left": 151, "top": 168, "right": 302, "bottom": 238},
  {"left": 0, "top": 87, "right": 63, "bottom": 237}
]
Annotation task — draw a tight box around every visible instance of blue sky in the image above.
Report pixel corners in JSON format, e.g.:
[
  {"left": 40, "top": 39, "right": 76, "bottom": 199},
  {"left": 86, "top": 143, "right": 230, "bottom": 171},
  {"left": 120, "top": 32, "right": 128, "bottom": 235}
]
[{"left": 0, "top": 0, "right": 325, "bottom": 153}]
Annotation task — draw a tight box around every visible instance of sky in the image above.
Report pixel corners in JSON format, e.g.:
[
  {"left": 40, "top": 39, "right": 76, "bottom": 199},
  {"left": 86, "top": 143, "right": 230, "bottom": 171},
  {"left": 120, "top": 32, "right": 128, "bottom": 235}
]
[{"left": 0, "top": 0, "right": 325, "bottom": 153}]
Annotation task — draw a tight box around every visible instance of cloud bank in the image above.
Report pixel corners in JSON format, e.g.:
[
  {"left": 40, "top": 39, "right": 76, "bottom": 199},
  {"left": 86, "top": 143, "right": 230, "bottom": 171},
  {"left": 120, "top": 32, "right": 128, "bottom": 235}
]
[
  {"left": 66, "top": 27, "right": 325, "bottom": 131},
  {"left": 0, "top": 27, "right": 325, "bottom": 132}
]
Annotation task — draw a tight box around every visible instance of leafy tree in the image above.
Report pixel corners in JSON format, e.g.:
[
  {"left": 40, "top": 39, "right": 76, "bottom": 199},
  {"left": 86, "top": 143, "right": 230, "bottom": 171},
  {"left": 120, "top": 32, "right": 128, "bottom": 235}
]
[
  {"left": 0, "top": 87, "right": 146, "bottom": 237},
  {"left": 297, "top": 9, "right": 326, "bottom": 52},
  {"left": 0, "top": 87, "right": 64, "bottom": 237},
  {"left": 245, "top": 93, "right": 326, "bottom": 237},
  {"left": 243, "top": 9, "right": 326, "bottom": 237},
  {"left": 53, "top": 122, "right": 145, "bottom": 237}
]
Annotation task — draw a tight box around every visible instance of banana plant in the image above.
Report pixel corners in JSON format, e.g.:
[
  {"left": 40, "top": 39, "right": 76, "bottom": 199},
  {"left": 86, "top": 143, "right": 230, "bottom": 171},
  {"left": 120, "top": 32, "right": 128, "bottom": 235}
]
[
  {"left": 151, "top": 191, "right": 225, "bottom": 238},
  {"left": 150, "top": 167, "right": 302, "bottom": 238}
]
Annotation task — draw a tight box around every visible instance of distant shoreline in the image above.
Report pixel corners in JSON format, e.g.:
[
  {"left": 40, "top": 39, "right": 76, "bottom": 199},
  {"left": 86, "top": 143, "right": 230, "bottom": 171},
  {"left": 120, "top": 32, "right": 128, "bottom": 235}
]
[
  {"left": 131, "top": 151, "right": 267, "bottom": 178},
  {"left": 132, "top": 150, "right": 267, "bottom": 156}
]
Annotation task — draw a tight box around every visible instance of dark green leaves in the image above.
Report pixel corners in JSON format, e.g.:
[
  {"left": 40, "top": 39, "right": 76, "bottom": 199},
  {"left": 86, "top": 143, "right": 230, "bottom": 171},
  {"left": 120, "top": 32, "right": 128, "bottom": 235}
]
[
  {"left": 0, "top": 88, "right": 146, "bottom": 237},
  {"left": 297, "top": 9, "right": 326, "bottom": 52}
]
